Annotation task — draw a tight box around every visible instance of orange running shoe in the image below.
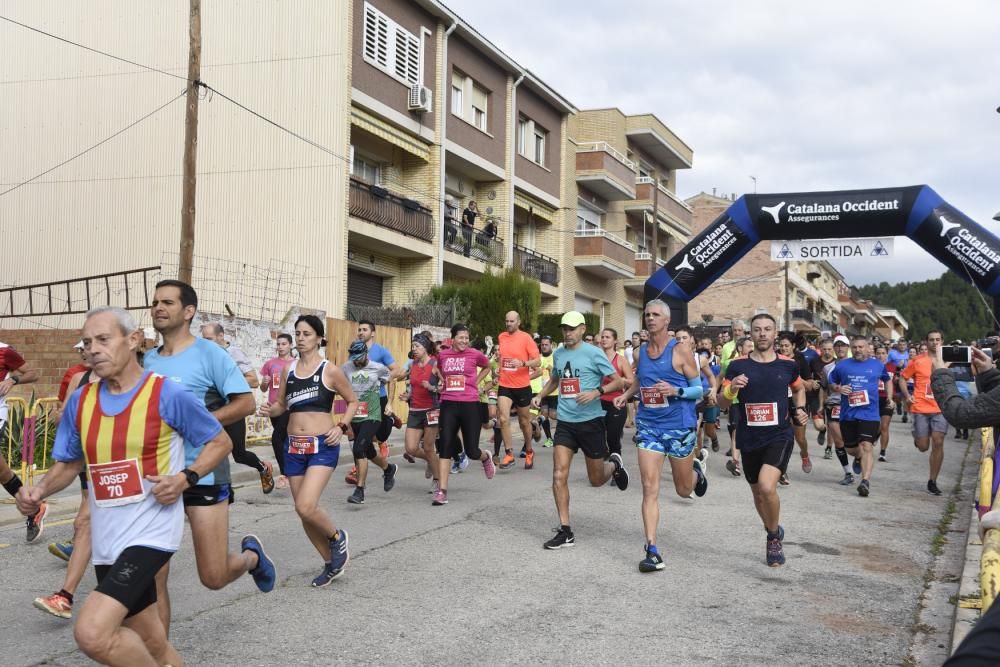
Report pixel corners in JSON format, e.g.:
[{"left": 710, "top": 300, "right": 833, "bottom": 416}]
[
  {"left": 524, "top": 450, "right": 534, "bottom": 470},
  {"left": 379, "top": 442, "right": 389, "bottom": 459},
  {"left": 34, "top": 591, "right": 72, "bottom": 619},
  {"left": 499, "top": 451, "right": 516, "bottom": 470},
  {"left": 345, "top": 466, "right": 358, "bottom": 485},
  {"left": 260, "top": 461, "right": 275, "bottom": 494}
]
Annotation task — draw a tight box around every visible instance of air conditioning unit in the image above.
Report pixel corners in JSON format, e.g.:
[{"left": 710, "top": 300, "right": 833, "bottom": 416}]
[{"left": 408, "top": 84, "right": 432, "bottom": 112}]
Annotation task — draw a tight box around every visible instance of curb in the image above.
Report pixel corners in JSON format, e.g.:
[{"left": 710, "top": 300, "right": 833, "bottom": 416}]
[{"left": 952, "top": 510, "right": 983, "bottom": 652}]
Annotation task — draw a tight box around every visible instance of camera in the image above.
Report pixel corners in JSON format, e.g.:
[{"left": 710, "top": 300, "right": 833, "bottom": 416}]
[
  {"left": 941, "top": 345, "right": 972, "bottom": 364},
  {"left": 976, "top": 337, "right": 1000, "bottom": 348}
]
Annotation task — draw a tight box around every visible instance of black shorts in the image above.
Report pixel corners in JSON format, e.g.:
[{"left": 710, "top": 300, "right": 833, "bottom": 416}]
[
  {"left": 498, "top": 386, "right": 533, "bottom": 409},
  {"left": 183, "top": 483, "right": 234, "bottom": 507},
  {"left": 351, "top": 420, "right": 380, "bottom": 459},
  {"left": 741, "top": 439, "right": 794, "bottom": 485},
  {"left": 806, "top": 391, "right": 821, "bottom": 417},
  {"left": 824, "top": 405, "right": 841, "bottom": 423},
  {"left": 540, "top": 395, "right": 558, "bottom": 412},
  {"left": 407, "top": 408, "right": 439, "bottom": 429},
  {"left": 553, "top": 417, "right": 608, "bottom": 459},
  {"left": 878, "top": 396, "right": 894, "bottom": 417},
  {"left": 840, "top": 420, "right": 881, "bottom": 447},
  {"left": 479, "top": 402, "right": 490, "bottom": 425},
  {"left": 94, "top": 546, "right": 173, "bottom": 618}
]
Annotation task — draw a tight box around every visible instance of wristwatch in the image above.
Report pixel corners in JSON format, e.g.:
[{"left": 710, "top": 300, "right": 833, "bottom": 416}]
[
  {"left": 597, "top": 385, "right": 605, "bottom": 395},
  {"left": 180, "top": 468, "right": 200, "bottom": 488},
  {"left": 677, "top": 387, "right": 685, "bottom": 398}
]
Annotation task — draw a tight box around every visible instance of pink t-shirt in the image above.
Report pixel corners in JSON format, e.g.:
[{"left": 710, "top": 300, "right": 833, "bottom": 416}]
[
  {"left": 260, "top": 357, "right": 294, "bottom": 403},
  {"left": 437, "top": 347, "right": 489, "bottom": 403}
]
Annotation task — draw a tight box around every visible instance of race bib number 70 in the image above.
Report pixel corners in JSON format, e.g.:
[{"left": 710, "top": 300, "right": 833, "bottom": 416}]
[{"left": 89, "top": 459, "right": 146, "bottom": 508}]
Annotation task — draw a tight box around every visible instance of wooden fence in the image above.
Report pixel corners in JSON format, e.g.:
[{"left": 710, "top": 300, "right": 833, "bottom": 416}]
[{"left": 325, "top": 317, "right": 412, "bottom": 420}]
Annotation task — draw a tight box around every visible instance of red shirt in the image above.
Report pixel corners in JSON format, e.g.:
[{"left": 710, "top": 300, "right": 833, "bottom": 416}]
[
  {"left": 0, "top": 343, "right": 25, "bottom": 382},
  {"left": 58, "top": 363, "right": 90, "bottom": 402},
  {"left": 600, "top": 352, "right": 625, "bottom": 402},
  {"left": 408, "top": 358, "right": 438, "bottom": 410}
]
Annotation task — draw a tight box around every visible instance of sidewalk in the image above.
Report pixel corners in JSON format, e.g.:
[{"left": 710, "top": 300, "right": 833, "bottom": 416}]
[{"left": 0, "top": 426, "right": 413, "bottom": 529}]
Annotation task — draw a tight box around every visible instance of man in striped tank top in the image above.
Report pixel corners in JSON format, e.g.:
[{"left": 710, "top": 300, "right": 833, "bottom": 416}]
[{"left": 16, "top": 307, "right": 234, "bottom": 666}]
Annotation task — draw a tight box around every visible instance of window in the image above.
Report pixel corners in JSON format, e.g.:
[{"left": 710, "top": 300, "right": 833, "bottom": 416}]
[
  {"left": 351, "top": 148, "right": 381, "bottom": 185},
  {"left": 451, "top": 69, "right": 489, "bottom": 132},
  {"left": 576, "top": 203, "right": 601, "bottom": 232},
  {"left": 517, "top": 116, "right": 547, "bottom": 166},
  {"left": 363, "top": 2, "right": 422, "bottom": 86}
]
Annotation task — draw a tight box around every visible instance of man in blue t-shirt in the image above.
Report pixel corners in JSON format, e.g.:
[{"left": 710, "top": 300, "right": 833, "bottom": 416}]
[
  {"left": 888, "top": 339, "right": 910, "bottom": 420},
  {"left": 719, "top": 313, "right": 806, "bottom": 568},
  {"left": 532, "top": 311, "right": 628, "bottom": 551},
  {"left": 829, "top": 335, "right": 893, "bottom": 497},
  {"left": 145, "top": 280, "right": 275, "bottom": 636},
  {"left": 355, "top": 320, "right": 401, "bottom": 466}
]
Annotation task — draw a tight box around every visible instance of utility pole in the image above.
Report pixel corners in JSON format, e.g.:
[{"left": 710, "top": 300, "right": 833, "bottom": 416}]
[
  {"left": 178, "top": 0, "right": 201, "bottom": 284},
  {"left": 650, "top": 169, "right": 659, "bottom": 266}
]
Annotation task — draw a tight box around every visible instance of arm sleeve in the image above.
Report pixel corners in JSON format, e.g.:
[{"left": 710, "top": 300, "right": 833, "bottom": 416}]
[
  {"left": 52, "top": 392, "right": 83, "bottom": 463},
  {"left": 680, "top": 377, "right": 703, "bottom": 400},
  {"left": 160, "top": 381, "right": 223, "bottom": 448},
  {"left": 976, "top": 367, "right": 1000, "bottom": 394},
  {"left": 931, "top": 367, "right": 1000, "bottom": 429}
]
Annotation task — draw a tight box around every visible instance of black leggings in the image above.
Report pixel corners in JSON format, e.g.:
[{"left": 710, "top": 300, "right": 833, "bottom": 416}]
[
  {"left": 603, "top": 400, "right": 626, "bottom": 456},
  {"left": 376, "top": 396, "right": 394, "bottom": 442},
  {"left": 438, "top": 401, "right": 483, "bottom": 461},
  {"left": 352, "top": 421, "right": 381, "bottom": 460},
  {"left": 226, "top": 419, "right": 264, "bottom": 473},
  {"left": 270, "top": 413, "right": 289, "bottom": 475}
]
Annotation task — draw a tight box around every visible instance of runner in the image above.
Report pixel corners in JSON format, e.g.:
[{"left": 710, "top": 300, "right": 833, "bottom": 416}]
[
  {"left": 16, "top": 306, "right": 237, "bottom": 665},
  {"left": 599, "top": 327, "right": 633, "bottom": 460},
  {"left": 262, "top": 315, "right": 355, "bottom": 586},
  {"left": 677, "top": 326, "right": 716, "bottom": 469},
  {"left": 432, "top": 324, "right": 495, "bottom": 505},
  {"left": 496, "top": 311, "right": 541, "bottom": 470},
  {"left": 342, "top": 340, "right": 398, "bottom": 505},
  {"left": 0, "top": 338, "right": 43, "bottom": 542},
  {"left": 820, "top": 336, "right": 854, "bottom": 484},
  {"left": 696, "top": 337, "right": 722, "bottom": 453},
  {"left": 888, "top": 338, "right": 910, "bottom": 423},
  {"left": 260, "top": 333, "right": 295, "bottom": 489},
  {"left": 356, "top": 320, "right": 401, "bottom": 460},
  {"left": 807, "top": 338, "right": 830, "bottom": 450},
  {"left": 777, "top": 332, "right": 814, "bottom": 477},
  {"left": 829, "top": 335, "right": 893, "bottom": 497},
  {"left": 874, "top": 343, "right": 897, "bottom": 461},
  {"left": 35, "top": 362, "right": 97, "bottom": 619},
  {"left": 718, "top": 313, "right": 806, "bottom": 567},
  {"left": 899, "top": 330, "right": 948, "bottom": 495},
  {"left": 614, "top": 300, "right": 706, "bottom": 572},
  {"left": 535, "top": 335, "right": 556, "bottom": 448},
  {"left": 534, "top": 311, "right": 628, "bottom": 551},
  {"left": 400, "top": 334, "right": 441, "bottom": 494},
  {"left": 201, "top": 322, "right": 275, "bottom": 494},
  {"left": 724, "top": 336, "right": 754, "bottom": 477},
  {"left": 720, "top": 320, "right": 747, "bottom": 362},
  {"left": 145, "top": 280, "right": 274, "bottom": 636}
]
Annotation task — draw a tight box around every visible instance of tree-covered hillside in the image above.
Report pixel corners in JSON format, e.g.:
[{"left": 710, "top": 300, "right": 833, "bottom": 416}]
[{"left": 855, "top": 271, "right": 997, "bottom": 342}]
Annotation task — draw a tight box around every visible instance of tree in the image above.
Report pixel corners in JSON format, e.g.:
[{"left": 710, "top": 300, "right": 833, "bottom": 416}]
[{"left": 420, "top": 269, "right": 541, "bottom": 340}]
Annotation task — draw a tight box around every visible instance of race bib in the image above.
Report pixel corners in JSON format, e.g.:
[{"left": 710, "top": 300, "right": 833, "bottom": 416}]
[
  {"left": 878, "top": 380, "right": 885, "bottom": 392},
  {"left": 639, "top": 386, "right": 667, "bottom": 408},
  {"left": 89, "top": 459, "right": 146, "bottom": 508},
  {"left": 446, "top": 375, "right": 466, "bottom": 392},
  {"left": 271, "top": 374, "right": 281, "bottom": 389},
  {"left": 427, "top": 409, "right": 440, "bottom": 426},
  {"left": 501, "top": 357, "right": 517, "bottom": 371},
  {"left": 355, "top": 402, "right": 369, "bottom": 418},
  {"left": 288, "top": 435, "right": 320, "bottom": 455},
  {"left": 559, "top": 377, "right": 581, "bottom": 398},
  {"left": 831, "top": 405, "right": 841, "bottom": 420},
  {"left": 745, "top": 402, "right": 779, "bottom": 426},
  {"left": 487, "top": 390, "right": 498, "bottom": 401},
  {"left": 924, "top": 385, "right": 934, "bottom": 400},
  {"left": 848, "top": 390, "right": 869, "bottom": 407}
]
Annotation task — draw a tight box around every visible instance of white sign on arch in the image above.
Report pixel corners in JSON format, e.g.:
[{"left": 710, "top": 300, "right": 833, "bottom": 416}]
[{"left": 770, "top": 237, "right": 894, "bottom": 262}]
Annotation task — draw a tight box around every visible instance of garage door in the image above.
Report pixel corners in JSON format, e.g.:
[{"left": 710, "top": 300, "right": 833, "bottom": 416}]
[
  {"left": 625, "top": 303, "right": 642, "bottom": 337},
  {"left": 347, "top": 269, "right": 383, "bottom": 307}
]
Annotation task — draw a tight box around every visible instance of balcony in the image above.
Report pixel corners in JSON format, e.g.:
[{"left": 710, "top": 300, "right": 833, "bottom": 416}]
[
  {"left": 444, "top": 222, "right": 505, "bottom": 267},
  {"left": 513, "top": 244, "right": 560, "bottom": 286},
  {"left": 575, "top": 142, "right": 636, "bottom": 201},
  {"left": 625, "top": 115, "right": 694, "bottom": 170},
  {"left": 821, "top": 319, "right": 839, "bottom": 332},
  {"left": 628, "top": 177, "right": 693, "bottom": 232},
  {"left": 573, "top": 228, "right": 635, "bottom": 279},
  {"left": 633, "top": 252, "right": 666, "bottom": 278},
  {"left": 349, "top": 178, "right": 434, "bottom": 242},
  {"left": 790, "top": 309, "right": 820, "bottom": 333}
]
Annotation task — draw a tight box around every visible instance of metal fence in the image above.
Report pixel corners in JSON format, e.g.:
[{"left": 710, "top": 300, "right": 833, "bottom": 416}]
[{"left": 345, "top": 303, "right": 456, "bottom": 329}]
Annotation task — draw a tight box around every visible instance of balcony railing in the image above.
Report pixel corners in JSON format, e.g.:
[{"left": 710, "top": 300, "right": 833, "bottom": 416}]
[
  {"left": 513, "top": 245, "right": 560, "bottom": 286},
  {"left": 349, "top": 178, "right": 433, "bottom": 242},
  {"left": 444, "top": 221, "right": 505, "bottom": 267},
  {"left": 635, "top": 177, "right": 693, "bottom": 212},
  {"left": 574, "top": 228, "right": 635, "bottom": 270},
  {"left": 790, "top": 309, "right": 817, "bottom": 326},
  {"left": 576, "top": 141, "right": 634, "bottom": 169}
]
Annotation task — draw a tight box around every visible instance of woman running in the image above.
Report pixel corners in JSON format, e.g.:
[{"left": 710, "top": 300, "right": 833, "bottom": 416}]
[
  {"left": 874, "top": 344, "right": 897, "bottom": 461},
  {"left": 263, "top": 315, "right": 357, "bottom": 587},
  {"left": 401, "top": 334, "right": 442, "bottom": 493},
  {"left": 260, "top": 333, "right": 295, "bottom": 489},
  {"left": 599, "top": 328, "right": 633, "bottom": 458},
  {"left": 433, "top": 324, "right": 496, "bottom": 505}
]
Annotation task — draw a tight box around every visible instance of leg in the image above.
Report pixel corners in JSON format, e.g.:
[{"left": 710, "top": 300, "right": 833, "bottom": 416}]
[
  {"left": 123, "top": 604, "right": 182, "bottom": 667},
  {"left": 496, "top": 395, "right": 515, "bottom": 455},
  {"left": 437, "top": 403, "right": 460, "bottom": 491},
  {"left": 794, "top": 424, "right": 808, "bottom": 458},
  {"left": 62, "top": 493, "right": 92, "bottom": 595},
  {"left": 270, "top": 413, "right": 288, "bottom": 477},
  {"left": 289, "top": 466, "right": 338, "bottom": 561},
  {"left": 227, "top": 420, "right": 265, "bottom": 473},
  {"left": 880, "top": 415, "right": 891, "bottom": 454},
  {"left": 668, "top": 453, "right": 697, "bottom": 498},
  {"left": 638, "top": 449, "right": 666, "bottom": 544},
  {"left": 603, "top": 401, "right": 626, "bottom": 456},
  {"left": 516, "top": 405, "right": 534, "bottom": 452},
  {"left": 458, "top": 402, "right": 485, "bottom": 462},
  {"left": 750, "top": 468, "right": 782, "bottom": 533},
  {"left": 584, "top": 455, "right": 615, "bottom": 486},
  {"left": 552, "top": 445, "right": 574, "bottom": 526},
  {"left": 859, "top": 441, "right": 874, "bottom": 481},
  {"left": 186, "top": 502, "right": 257, "bottom": 590},
  {"left": 929, "top": 431, "right": 945, "bottom": 482},
  {"left": 75, "top": 593, "right": 161, "bottom": 667}
]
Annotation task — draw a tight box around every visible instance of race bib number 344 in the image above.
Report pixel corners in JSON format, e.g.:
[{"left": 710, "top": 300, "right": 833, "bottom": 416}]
[{"left": 89, "top": 459, "right": 146, "bottom": 508}]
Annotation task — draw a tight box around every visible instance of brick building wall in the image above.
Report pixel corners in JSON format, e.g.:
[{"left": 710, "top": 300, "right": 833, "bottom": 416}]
[{"left": 1, "top": 329, "right": 84, "bottom": 400}]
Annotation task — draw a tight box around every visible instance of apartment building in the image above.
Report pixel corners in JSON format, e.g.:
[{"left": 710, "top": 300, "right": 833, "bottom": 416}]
[
  {"left": 568, "top": 109, "right": 694, "bottom": 336},
  {"left": 685, "top": 192, "right": 845, "bottom": 335},
  {"left": 347, "top": 0, "right": 573, "bottom": 314}
]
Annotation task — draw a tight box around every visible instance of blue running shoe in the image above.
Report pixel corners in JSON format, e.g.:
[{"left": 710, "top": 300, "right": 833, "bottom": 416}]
[
  {"left": 241, "top": 534, "right": 276, "bottom": 593},
  {"left": 48, "top": 540, "right": 74, "bottom": 562},
  {"left": 852, "top": 458, "right": 862, "bottom": 475},
  {"left": 766, "top": 526, "right": 785, "bottom": 567},
  {"left": 330, "top": 529, "right": 350, "bottom": 574},
  {"left": 639, "top": 544, "right": 665, "bottom": 572},
  {"left": 311, "top": 563, "right": 339, "bottom": 588}
]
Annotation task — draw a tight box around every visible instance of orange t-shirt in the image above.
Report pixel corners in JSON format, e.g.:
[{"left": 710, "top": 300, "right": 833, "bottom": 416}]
[
  {"left": 497, "top": 330, "right": 540, "bottom": 389},
  {"left": 900, "top": 354, "right": 940, "bottom": 414}
]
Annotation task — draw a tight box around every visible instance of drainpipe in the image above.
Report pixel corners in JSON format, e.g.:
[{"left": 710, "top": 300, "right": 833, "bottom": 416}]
[
  {"left": 508, "top": 70, "right": 525, "bottom": 269},
  {"left": 435, "top": 19, "right": 458, "bottom": 284}
]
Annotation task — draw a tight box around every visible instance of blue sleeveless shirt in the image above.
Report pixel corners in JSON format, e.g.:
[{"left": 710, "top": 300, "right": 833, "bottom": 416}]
[{"left": 636, "top": 339, "right": 697, "bottom": 431}]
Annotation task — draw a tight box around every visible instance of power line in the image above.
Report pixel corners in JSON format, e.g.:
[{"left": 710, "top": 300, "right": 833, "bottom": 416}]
[
  {"left": 0, "top": 88, "right": 187, "bottom": 198},
  {"left": 0, "top": 15, "right": 190, "bottom": 82}
]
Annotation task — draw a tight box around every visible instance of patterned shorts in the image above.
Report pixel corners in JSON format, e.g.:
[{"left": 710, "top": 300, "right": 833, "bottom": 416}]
[{"left": 636, "top": 427, "right": 697, "bottom": 459}]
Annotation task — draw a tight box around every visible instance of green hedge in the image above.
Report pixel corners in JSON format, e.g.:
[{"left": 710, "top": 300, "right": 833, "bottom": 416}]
[
  {"left": 536, "top": 312, "right": 601, "bottom": 340},
  {"left": 421, "top": 268, "right": 541, "bottom": 341}
]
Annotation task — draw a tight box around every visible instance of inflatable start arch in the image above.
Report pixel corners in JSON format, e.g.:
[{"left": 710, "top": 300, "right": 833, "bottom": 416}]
[{"left": 644, "top": 185, "right": 1000, "bottom": 319}]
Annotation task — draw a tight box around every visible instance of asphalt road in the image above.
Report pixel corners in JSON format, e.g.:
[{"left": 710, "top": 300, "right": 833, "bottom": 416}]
[{"left": 0, "top": 418, "right": 971, "bottom": 666}]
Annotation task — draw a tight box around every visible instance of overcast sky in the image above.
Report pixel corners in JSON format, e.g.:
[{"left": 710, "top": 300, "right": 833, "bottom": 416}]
[{"left": 449, "top": 0, "right": 1000, "bottom": 287}]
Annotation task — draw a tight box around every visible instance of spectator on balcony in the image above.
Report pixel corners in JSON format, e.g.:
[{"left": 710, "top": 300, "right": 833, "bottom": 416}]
[
  {"left": 479, "top": 217, "right": 497, "bottom": 244},
  {"left": 461, "top": 201, "right": 478, "bottom": 257},
  {"left": 444, "top": 199, "right": 458, "bottom": 246}
]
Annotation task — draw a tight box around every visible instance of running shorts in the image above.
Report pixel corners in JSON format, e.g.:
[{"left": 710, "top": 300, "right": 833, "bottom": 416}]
[
  {"left": 741, "top": 439, "right": 793, "bottom": 485},
  {"left": 94, "top": 545, "right": 173, "bottom": 618},
  {"left": 554, "top": 417, "right": 608, "bottom": 459},
  {"left": 183, "top": 483, "right": 234, "bottom": 507},
  {"left": 498, "top": 386, "right": 533, "bottom": 408},
  {"left": 840, "top": 420, "right": 881, "bottom": 447}
]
